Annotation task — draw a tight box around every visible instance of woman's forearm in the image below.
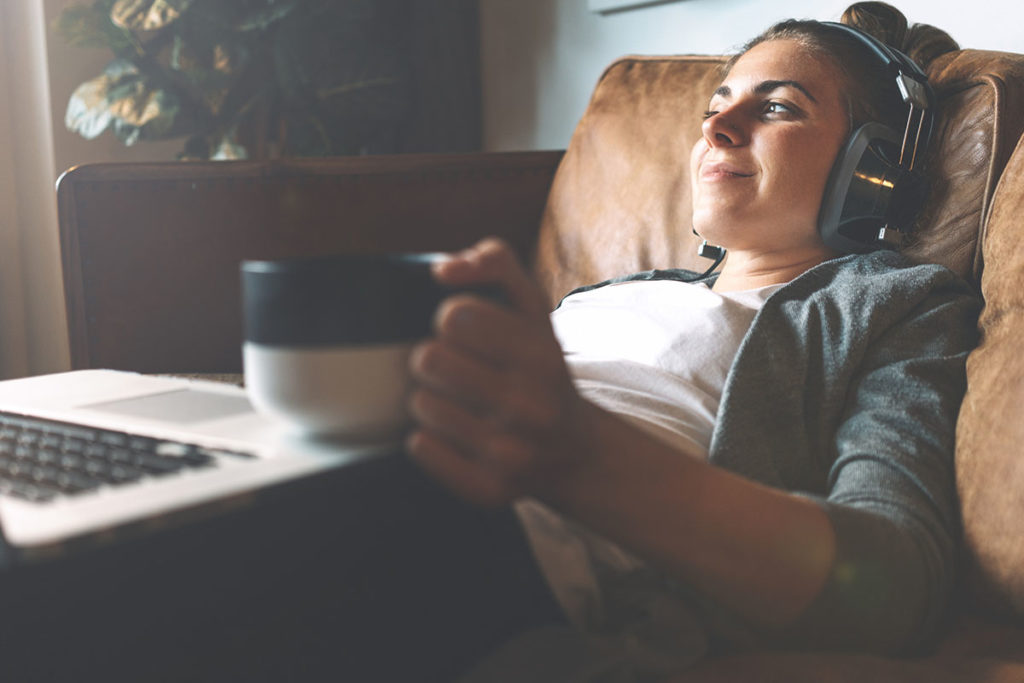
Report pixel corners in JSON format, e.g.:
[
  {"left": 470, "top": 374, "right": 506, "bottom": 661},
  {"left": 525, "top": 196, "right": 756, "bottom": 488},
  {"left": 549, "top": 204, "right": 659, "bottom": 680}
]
[{"left": 543, "top": 399, "right": 837, "bottom": 629}]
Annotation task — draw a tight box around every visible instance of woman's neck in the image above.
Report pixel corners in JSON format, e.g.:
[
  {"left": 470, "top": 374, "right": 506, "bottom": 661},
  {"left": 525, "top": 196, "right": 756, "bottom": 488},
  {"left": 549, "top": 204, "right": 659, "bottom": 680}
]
[{"left": 711, "top": 248, "right": 836, "bottom": 292}]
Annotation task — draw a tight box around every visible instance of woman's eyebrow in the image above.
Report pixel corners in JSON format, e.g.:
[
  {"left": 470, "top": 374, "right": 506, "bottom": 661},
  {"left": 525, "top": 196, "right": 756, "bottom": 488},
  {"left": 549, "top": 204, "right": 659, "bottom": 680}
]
[
  {"left": 712, "top": 80, "right": 818, "bottom": 103},
  {"left": 754, "top": 80, "right": 818, "bottom": 102}
]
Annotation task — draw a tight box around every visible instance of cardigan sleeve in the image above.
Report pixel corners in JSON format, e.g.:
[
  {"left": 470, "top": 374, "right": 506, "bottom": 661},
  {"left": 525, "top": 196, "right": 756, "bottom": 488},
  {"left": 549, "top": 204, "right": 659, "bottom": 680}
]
[
  {"left": 782, "top": 274, "right": 979, "bottom": 651},
  {"left": 791, "top": 280, "right": 979, "bottom": 651},
  {"left": 708, "top": 252, "right": 981, "bottom": 653}
]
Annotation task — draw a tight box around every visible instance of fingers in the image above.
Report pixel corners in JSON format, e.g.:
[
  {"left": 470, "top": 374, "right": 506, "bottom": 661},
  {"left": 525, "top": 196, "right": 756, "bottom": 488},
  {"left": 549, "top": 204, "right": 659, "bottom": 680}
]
[
  {"left": 406, "top": 389, "right": 536, "bottom": 506},
  {"left": 433, "top": 238, "right": 550, "bottom": 318},
  {"left": 409, "top": 339, "right": 568, "bottom": 433},
  {"left": 409, "top": 387, "right": 533, "bottom": 470},
  {"left": 432, "top": 294, "right": 560, "bottom": 369},
  {"left": 404, "top": 237, "right": 581, "bottom": 506}
]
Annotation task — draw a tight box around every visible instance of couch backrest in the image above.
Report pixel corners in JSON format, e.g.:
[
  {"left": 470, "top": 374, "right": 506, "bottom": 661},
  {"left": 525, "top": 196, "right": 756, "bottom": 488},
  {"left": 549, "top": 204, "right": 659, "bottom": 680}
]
[
  {"left": 57, "top": 152, "right": 561, "bottom": 373},
  {"left": 533, "top": 48, "right": 1024, "bottom": 621},
  {"left": 533, "top": 49, "right": 1024, "bottom": 306},
  {"left": 957, "top": 129, "right": 1024, "bottom": 620}
]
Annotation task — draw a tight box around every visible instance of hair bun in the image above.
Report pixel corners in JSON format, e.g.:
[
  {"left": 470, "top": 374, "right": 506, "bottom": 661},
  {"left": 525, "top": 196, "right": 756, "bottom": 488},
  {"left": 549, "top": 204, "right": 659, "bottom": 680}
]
[{"left": 841, "top": 1, "right": 958, "bottom": 71}]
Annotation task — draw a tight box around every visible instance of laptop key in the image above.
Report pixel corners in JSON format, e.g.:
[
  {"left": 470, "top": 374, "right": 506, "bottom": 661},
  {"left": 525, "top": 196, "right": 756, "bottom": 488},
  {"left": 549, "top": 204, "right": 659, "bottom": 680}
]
[
  {"left": 35, "top": 448, "right": 61, "bottom": 466},
  {"left": 157, "top": 443, "right": 217, "bottom": 466},
  {"left": 131, "top": 453, "right": 186, "bottom": 475},
  {"left": 99, "top": 432, "right": 129, "bottom": 448},
  {"left": 129, "top": 436, "right": 157, "bottom": 451},
  {"left": 107, "top": 448, "right": 135, "bottom": 465},
  {"left": 58, "top": 452, "right": 89, "bottom": 470},
  {"left": 196, "top": 446, "right": 254, "bottom": 461},
  {"left": 0, "top": 478, "right": 59, "bottom": 503},
  {"left": 83, "top": 459, "right": 113, "bottom": 478},
  {"left": 0, "top": 410, "right": 257, "bottom": 504},
  {"left": 53, "top": 470, "right": 104, "bottom": 493},
  {"left": 61, "top": 438, "right": 87, "bottom": 455},
  {"left": 105, "top": 465, "right": 145, "bottom": 484}
]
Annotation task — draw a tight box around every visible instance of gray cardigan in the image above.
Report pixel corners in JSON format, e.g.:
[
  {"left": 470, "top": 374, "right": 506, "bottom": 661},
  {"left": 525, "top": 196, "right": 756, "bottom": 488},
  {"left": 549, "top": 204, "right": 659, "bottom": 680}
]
[
  {"left": 700, "top": 250, "right": 981, "bottom": 652},
  {"left": 561, "top": 249, "right": 980, "bottom": 651}
]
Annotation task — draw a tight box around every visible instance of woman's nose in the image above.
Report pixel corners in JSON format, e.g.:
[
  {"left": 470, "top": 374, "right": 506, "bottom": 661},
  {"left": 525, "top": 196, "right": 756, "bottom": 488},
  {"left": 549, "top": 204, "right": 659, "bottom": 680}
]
[{"left": 701, "top": 107, "right": 748, "bottom": 148}]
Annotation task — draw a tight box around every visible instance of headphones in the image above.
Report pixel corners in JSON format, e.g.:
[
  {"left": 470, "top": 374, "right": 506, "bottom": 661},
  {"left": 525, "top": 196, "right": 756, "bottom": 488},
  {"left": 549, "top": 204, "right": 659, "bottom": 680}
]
[{"left": 816, "top": 21, "right": 935, "bottom": 254}]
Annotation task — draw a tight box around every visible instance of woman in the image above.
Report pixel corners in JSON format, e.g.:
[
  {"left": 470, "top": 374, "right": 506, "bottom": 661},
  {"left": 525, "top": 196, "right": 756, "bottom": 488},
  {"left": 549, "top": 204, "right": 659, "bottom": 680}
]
[{"left": 405, "top": 1, "right": 979, "bottom": 679}]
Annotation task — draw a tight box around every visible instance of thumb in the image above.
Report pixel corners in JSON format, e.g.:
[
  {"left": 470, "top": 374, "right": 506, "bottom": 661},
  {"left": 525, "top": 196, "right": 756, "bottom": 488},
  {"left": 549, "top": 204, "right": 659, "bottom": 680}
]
[{"left": 433, "top": 238, "right": 550, "bottom": 318}]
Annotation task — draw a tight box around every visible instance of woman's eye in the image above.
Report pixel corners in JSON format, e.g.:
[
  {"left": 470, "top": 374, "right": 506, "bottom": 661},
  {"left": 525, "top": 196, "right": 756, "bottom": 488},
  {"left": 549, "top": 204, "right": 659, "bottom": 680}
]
[
  {"left": 702, "top": 110, "right": 718, "bottom": 121},
  {"left": 764, "top": 101, "right": 791, "bottom": 116}
]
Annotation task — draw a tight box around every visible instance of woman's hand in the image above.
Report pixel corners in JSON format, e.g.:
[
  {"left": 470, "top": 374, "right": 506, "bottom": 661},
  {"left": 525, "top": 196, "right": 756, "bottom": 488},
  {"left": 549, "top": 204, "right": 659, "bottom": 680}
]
[
  {"left": 406, "top": 238, "right": 591, "bottom": 507},
  {"left": 406, "top": 240, "right": 837, "bottom": 631}
]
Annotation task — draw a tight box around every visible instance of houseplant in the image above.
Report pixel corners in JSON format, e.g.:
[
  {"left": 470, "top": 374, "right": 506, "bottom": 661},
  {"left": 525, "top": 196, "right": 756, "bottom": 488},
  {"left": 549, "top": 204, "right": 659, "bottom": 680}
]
[{"left": 56, "top": 0, "right": 412, "bottom": 159}]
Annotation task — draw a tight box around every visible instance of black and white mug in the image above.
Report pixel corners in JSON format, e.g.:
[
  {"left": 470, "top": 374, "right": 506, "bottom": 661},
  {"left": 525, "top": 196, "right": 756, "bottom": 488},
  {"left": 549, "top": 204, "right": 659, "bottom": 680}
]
[{"left": 241, "top": 253, "right": 499, "bottom": 441}]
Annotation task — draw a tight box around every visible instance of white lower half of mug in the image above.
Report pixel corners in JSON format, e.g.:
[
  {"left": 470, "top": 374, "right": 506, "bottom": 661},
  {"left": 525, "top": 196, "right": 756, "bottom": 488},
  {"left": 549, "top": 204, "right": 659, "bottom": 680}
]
[{"left": 243, "top": 341, "right": 416, "bottom": 441}]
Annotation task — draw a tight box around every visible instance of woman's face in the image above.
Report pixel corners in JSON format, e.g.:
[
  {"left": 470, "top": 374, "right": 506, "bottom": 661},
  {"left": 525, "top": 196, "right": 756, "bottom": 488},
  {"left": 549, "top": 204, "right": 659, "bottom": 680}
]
[{"left": 690, "top": 39, "right": 850, "bottom": 257}]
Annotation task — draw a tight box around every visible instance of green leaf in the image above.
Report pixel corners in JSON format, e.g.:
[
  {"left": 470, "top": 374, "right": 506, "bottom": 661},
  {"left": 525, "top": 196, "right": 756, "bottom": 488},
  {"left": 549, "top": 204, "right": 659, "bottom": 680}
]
[
  {"left": 65, "top": 58, "right": 181, "bottom": 144},
  {"left": 111, "top": 0, "right": 194, "bottom": 31},
  {"left": 210, "top": 135, "right": 248, "bottom": 160},
  {"left": 65, "top": 74, "right": 116, "bottom": 139}
]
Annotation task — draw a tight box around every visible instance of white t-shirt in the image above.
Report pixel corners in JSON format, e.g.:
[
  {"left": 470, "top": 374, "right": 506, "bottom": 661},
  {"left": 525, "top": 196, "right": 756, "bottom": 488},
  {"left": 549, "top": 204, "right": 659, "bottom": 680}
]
[
  {"left": 514, "top": 277, "right": 781, "bottom": 673},
  {"left": 552, "top": 278, "right": 781, "bottom": 456}
]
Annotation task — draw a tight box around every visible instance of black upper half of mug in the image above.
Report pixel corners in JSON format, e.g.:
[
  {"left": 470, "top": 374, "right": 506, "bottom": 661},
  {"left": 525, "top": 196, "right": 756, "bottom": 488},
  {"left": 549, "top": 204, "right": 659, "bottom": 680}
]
[{"left": 241, "top": 253, "right": 504, "bottom": 347}]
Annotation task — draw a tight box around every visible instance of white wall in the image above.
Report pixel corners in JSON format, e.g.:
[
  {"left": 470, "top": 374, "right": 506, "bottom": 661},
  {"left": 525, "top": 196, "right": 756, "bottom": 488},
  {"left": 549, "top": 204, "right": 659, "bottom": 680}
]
[{"left": 480, "top": 0, "right": 1024, "bottom": 152}]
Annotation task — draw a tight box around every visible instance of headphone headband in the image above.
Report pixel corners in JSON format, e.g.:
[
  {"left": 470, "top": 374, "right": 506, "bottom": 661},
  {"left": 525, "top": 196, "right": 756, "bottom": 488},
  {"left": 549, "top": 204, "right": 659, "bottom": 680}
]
[{"left": 819, "top": 22, "right": 933, "bottom": 110}]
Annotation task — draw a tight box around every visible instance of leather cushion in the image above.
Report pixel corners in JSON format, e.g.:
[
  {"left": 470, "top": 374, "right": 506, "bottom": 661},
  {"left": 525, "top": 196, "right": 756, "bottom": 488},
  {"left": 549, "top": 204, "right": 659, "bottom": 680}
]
[
  {"left": 533, "top": 56, "right": 724, "bottom": 306},
  {"left": 957, "top": 131, "right": 1024, "bottom": 618}
]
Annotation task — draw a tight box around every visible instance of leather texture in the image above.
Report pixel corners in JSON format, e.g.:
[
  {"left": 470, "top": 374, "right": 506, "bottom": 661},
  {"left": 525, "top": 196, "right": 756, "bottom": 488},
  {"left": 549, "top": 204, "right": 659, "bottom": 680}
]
[
  {"left": 533, "top": 56, "right": 725, "bottom": 306},
  {"left": 907, "top": 50, "right": 1024, "bottom": 280},
  {"left": 957, "top": 129, "right": 1024, "bottom": 617}
]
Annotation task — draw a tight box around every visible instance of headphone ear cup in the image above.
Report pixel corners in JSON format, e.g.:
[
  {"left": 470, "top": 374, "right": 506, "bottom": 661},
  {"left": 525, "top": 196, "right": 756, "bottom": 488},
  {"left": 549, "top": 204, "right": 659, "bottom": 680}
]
[
  {"left": 818, "top": 122, "right": 912, "bottom": 254},
  {"left": 888, "top": 169, "right": 929, "bottom": 231}
]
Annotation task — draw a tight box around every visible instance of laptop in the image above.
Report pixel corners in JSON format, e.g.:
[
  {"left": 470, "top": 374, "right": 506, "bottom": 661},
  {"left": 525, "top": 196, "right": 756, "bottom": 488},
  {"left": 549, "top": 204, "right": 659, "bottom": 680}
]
[{"left": 0, "top": 369, "right": 393, "bottom": 561}]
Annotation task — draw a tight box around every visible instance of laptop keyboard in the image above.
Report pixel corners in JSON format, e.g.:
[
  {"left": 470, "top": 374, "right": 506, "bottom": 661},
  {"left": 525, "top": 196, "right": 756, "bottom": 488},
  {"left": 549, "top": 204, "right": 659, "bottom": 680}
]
[{"left": 0, "top": 411, "right": 255, "bottom": 504}]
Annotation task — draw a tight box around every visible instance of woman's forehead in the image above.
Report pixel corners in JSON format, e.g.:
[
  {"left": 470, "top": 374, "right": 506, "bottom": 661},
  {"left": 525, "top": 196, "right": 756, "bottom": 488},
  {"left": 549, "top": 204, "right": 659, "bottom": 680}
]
[{"left": 718, "top": 39, "right": 844, "bottom": 101}]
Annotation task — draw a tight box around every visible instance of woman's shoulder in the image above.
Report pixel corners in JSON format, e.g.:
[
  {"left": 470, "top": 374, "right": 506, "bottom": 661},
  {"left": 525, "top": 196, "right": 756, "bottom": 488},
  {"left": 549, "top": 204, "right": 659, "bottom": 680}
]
[
  {"left": 786, "top": 250, "right": 978, "bottom": 303},
  {"left": 760, "top": 251, "right": 982, "bottom": 343}
]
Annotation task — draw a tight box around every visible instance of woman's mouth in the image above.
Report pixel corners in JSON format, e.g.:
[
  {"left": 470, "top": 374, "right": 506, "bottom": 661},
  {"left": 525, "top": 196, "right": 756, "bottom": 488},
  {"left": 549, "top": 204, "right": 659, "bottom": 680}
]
[{"left": 700, "top": 162, "right": 755, "bottom": 180}]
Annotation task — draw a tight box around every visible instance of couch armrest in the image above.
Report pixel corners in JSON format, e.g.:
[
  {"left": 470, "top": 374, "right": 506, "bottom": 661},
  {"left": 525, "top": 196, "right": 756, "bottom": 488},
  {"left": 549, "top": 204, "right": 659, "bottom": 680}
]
[{"left": 57, "top": 151, "right": 563, "bottom": 374}]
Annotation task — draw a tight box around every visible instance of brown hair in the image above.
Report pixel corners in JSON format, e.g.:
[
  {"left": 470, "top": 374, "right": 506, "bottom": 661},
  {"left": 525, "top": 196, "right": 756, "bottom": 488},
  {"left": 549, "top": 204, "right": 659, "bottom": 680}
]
[{"left": 728, "top": 2, "right": 959, "bottom": 134}]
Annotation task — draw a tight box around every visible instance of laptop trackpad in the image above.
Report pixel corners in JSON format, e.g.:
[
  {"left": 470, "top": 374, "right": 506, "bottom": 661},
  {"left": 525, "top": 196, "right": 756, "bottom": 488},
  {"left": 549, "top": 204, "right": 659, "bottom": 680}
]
[{"left": 84, "top": 389, "right": 255, "bottom": 425}]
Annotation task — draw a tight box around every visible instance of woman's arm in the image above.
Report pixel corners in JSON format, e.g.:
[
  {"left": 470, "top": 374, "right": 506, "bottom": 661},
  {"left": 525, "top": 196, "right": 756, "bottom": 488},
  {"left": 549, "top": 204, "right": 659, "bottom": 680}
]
[{"left": 406, "top": 238, "right": 836, "bottom": 629}]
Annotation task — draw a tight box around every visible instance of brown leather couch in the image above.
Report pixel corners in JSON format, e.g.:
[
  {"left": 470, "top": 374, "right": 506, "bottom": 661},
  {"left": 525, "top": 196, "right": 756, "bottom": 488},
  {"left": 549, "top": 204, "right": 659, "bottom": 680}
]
[
  {"left": 57, "top": 48, "right": 1024, "bottom": 682},
  {"left": 547, "top": 51, "right": 1024, "bottom": 683}
]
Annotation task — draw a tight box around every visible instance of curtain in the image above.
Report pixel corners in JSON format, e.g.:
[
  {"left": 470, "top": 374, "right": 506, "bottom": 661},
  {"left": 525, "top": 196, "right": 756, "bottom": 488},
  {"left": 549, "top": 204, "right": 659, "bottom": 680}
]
[{"left": 0, "top": 0, "right": 70, "bottom": 378}]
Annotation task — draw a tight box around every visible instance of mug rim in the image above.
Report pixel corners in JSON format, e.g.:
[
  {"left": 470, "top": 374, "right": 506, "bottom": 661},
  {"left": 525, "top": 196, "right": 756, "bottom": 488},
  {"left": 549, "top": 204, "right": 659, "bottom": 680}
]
[{"left": 240, "top": 252, "right": 448, "bottom": 274}]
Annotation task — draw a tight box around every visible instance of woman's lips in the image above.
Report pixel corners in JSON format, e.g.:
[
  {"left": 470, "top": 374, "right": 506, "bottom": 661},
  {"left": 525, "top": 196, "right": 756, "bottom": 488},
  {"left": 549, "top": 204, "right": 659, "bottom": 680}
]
[{"left": 700, "top": 162, "right": 754, "bottom": 180}]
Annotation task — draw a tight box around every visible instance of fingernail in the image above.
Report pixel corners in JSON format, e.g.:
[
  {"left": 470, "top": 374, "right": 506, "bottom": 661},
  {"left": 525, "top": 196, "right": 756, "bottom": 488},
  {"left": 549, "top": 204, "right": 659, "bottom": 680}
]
[
  {"left": 441, "top": 300, "right": 475, "bottom": 335},
  {"left": 408, "top": 343, "right": 428, "bottom": 374}
]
